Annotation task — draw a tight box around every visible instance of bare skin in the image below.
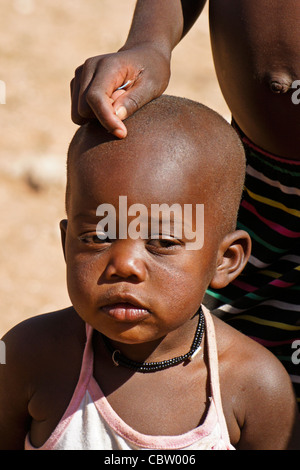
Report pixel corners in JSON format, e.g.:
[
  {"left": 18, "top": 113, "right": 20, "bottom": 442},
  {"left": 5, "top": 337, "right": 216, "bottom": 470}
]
[
  {"left": 0, "top": 100, "right": 299, "bottom": 450},
  {"left": 71, "top": 0, "right": 300, "bottom": 159},
  {"left": 210, "top": 0, "right": 300, "bottom": 160},
  {"left": 0, "top": 308, "right": 298, "bottom": 450}
]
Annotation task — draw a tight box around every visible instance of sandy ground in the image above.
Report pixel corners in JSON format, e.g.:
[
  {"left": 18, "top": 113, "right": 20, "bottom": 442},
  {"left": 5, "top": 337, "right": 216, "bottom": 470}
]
[{"left": 0, "top": 0, "right": 229, "bottom": 336}]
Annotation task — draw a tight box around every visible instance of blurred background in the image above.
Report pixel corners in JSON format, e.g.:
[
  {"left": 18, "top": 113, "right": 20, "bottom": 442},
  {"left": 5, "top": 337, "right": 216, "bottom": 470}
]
[{"left": 0, "top": 0, "right": 229, "bottom": 335}]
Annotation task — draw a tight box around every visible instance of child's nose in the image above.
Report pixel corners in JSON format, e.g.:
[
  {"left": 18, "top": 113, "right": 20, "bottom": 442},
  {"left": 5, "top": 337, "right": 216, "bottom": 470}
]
[{"left": 104, "top": 240, "right": 147, "bottom": 282}]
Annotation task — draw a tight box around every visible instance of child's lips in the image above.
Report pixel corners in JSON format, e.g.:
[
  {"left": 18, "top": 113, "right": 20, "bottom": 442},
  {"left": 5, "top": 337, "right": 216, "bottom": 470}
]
[{"left": 100, "top": 302, "right": 150, "bottom": 322}]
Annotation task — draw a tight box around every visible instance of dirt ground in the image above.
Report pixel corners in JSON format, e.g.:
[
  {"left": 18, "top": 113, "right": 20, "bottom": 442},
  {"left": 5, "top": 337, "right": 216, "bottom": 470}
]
[{"left": 0, "top": 0, "right": 229, "bottom": 336}]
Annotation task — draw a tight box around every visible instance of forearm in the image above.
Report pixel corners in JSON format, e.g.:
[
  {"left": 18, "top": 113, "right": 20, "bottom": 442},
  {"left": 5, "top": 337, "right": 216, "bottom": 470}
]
[
  {"left": 181, "top": 0, "right": 208, "bottom": 37},
  {"left": 120, "top": 0, "right": 185, "bottom": 59},
  {"left": 71, "top": 0, "right": 207, "bottom": 132}
]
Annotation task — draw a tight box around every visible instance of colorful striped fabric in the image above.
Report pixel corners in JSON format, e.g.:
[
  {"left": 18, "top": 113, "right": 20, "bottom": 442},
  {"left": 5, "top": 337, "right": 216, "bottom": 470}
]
[{"left": 204, "top": 125, "right": 300, "bottom": 408}]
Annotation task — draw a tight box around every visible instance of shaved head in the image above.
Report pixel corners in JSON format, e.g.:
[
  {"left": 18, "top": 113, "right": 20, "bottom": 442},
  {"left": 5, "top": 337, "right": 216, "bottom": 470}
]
[{"left": 66, "top": 95, "right": 245, "bottom": 237}]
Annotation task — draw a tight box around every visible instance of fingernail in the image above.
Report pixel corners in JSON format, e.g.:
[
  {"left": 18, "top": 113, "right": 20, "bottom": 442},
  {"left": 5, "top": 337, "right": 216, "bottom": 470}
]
[
  {"left": 114, "top": 127, "right": 127, "bottom": 139},
  {"left": 115, "top": 106, "right": 127, "bottom": 120}
]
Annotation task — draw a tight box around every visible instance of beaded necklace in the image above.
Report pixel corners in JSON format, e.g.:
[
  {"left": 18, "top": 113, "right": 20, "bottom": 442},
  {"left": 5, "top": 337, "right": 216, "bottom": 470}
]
[{"left": 101, "top": 307, "right": 205, "bottom": 373}]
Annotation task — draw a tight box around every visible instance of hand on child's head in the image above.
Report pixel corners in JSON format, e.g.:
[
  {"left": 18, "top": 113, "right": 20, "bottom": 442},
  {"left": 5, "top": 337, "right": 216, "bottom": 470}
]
[{"left": 70, "top": 47, "right": 171, "bottom": 139}]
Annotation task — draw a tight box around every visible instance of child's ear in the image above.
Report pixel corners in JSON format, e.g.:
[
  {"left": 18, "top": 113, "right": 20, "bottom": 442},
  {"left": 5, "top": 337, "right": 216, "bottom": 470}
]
[
  {"left": 210, "top": 230, "right": 251, "bottom": 289},
  {"left": 59, "top": 219, "right": 68, "bottom": 261}
]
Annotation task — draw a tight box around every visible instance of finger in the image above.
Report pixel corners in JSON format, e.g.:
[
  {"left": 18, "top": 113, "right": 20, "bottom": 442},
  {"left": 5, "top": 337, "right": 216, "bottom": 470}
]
[
  {"left": 111, "top": 88, "right": 126, "bottom": 102},
  {"left": 77, "top": 62, "right": 100, "bottom": 120},
  {"left": 70, "top": 67, "right": 92, "bottom": 124},
  {"left": 112, "top": 78, "right": 154, "bottom": 122},
  {"left": 85, "top": 74, "right": 128, "bottom": 138},
  {"left": 88, "top": 91, "right": 128, "bottom": 138}
]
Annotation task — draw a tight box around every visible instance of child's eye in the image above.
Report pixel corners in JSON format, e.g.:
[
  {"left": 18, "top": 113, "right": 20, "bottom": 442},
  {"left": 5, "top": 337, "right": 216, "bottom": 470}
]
[
  {"left": 78, "top": 234, "right": 112, "bottom": 245},
  {"left": 147, "top": 237, "right": 182, "bottom": 252}
]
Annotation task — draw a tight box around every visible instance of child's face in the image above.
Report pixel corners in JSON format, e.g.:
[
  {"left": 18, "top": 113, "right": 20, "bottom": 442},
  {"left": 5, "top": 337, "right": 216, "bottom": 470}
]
[{"left": 61, "top": 144, "right": 230, "bottom": 345}]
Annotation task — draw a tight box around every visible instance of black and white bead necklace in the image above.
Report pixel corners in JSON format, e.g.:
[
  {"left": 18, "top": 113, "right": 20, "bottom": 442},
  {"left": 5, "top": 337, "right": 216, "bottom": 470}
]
[{"left": 101, "top": 307, "right": 205, "bottom": 373}]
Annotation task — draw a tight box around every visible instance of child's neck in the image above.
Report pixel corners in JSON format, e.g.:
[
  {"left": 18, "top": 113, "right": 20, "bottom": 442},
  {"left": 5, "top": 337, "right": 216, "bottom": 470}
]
[{"left": 102, "top": 313, "right": 201, "bottom": 367}]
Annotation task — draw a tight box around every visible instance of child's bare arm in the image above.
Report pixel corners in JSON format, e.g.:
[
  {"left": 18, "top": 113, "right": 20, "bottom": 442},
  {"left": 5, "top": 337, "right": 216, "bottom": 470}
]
[
  {"left": 0, "top": 326, "right": 33, "bottom": 449},
  {"left": 71, "top": 0, "right": 207, "bottom": 137},
  {"left": 236, "top": 345, "right": 300, "bottom": 450}
]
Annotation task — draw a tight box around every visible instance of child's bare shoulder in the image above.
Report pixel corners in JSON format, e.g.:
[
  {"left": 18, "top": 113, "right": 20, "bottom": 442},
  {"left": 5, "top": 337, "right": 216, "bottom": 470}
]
[
  {"left": 1, "top": 307, "right": 86, "bottom": 402},
  {"left": 2, "top": 307, "right": 85, "bottom": 367},
  {"left": 213, "top": 313, "right": 292, "bottom": 393},
  {"left": 0, "top": 308, "right": 86, "bottom": 449}
]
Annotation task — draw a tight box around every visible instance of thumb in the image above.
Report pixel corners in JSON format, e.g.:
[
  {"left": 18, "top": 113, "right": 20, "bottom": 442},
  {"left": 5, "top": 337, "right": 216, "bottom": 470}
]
[{"left": 113, "top": 81, "right": 157, "bottom": 122}]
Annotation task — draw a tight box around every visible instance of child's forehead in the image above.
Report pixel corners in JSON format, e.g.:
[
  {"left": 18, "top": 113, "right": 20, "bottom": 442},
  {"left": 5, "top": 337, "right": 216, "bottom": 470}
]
[
  {"left": 69, "top": 117, "right": 242, "bottom": 224},
  {"left": 66, "top": 97, "right": 246, "bottom": 235},
  {"left": 72, "top": 146, "right": 206, "bottom": 209}
]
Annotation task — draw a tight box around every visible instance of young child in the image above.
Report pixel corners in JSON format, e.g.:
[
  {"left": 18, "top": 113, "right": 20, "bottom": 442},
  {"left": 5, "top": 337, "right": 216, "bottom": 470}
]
[
  {"left": 0, "top": 96, "right": 299, "bottom": 450},
  {"left": 70, "top": 0, "right": 300, "bottom": 406}
]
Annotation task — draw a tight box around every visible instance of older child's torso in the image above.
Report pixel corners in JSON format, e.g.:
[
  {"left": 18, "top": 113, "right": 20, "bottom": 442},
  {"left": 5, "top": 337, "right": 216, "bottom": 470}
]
[{"left": 210, "top": 0, "right": 300, "bottom": 160}]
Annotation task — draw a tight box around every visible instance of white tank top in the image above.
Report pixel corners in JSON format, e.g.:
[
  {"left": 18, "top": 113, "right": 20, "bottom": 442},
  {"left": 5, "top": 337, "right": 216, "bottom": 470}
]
[{"left": 25, "top": 306, "right": 234, "bottom": 450}]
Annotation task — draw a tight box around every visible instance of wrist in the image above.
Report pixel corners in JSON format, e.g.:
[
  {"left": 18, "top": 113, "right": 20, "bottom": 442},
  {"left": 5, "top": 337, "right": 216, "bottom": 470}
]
[{"left": 118, "top": 40, "right": 172, "bottom": 63}]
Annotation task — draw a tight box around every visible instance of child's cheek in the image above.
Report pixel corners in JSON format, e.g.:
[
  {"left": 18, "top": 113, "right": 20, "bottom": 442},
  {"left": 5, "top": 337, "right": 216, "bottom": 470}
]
[
  {"left": 66, "top": 255, "right": 99, "bottom": 309},
  {"left": 154, "top": 258, "right": 205, "bottom": 310}
]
